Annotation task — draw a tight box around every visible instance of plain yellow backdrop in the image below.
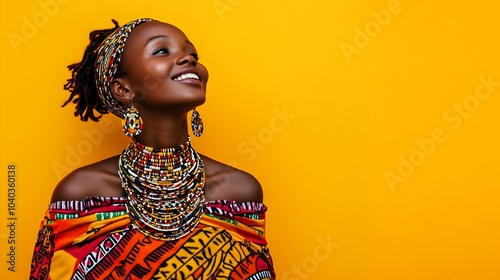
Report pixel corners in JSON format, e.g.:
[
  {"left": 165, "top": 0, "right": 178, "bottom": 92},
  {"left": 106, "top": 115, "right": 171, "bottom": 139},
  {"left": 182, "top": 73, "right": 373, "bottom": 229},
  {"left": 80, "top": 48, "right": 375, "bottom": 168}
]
[{"left": 1, "top": 0, "right": 500, "bottom": 279}]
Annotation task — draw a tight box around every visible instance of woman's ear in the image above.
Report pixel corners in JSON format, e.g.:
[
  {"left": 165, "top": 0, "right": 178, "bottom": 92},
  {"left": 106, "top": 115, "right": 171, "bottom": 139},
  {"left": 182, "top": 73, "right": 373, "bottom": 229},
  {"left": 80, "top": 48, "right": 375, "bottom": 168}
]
[{"left": 111, "top": 78, "right": 132, "bottom": 104}]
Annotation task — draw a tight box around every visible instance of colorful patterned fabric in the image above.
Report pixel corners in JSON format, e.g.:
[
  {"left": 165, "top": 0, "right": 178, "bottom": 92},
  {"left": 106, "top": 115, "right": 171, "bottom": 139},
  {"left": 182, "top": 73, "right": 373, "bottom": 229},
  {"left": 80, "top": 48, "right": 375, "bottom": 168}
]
[{"left": 30, "top": 197, "right": 275, "bottom": 279}]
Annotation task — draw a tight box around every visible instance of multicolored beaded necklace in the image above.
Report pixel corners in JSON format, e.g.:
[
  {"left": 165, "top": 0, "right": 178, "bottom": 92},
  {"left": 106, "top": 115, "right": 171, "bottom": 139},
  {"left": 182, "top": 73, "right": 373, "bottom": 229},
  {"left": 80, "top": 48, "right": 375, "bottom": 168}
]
[{"left": 118, "top": 137, "right": 205, "bottom": 240}]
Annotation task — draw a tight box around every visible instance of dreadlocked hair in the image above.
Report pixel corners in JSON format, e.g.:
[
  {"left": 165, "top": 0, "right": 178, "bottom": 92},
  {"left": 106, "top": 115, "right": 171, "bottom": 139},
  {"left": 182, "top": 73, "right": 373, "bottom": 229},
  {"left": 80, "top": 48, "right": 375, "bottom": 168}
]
[{"left": 62, "top": 20, "right": 120, "bottom": 122}]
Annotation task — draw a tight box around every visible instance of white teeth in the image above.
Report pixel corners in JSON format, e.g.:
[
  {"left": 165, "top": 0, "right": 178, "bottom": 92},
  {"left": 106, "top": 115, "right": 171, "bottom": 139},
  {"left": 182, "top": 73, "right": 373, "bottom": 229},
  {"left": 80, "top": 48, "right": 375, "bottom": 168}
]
[{"left": 174, "top": 73, "right": 200, "bottom": 81}]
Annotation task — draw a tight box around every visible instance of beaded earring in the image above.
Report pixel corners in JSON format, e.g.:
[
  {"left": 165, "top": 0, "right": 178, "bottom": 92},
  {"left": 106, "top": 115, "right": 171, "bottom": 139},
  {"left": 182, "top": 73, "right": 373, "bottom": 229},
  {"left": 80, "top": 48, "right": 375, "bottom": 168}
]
[
  {"left": 123, "top": 102, "right": 143, "bottom": 137},
  {"left": 191, "top": 108, "right": 203, "bottom": 137}
]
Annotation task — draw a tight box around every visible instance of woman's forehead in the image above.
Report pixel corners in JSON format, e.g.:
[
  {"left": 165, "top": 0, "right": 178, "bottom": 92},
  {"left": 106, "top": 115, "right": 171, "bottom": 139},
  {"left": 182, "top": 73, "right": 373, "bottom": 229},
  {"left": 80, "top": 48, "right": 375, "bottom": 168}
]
[{"left": 126, "top": 21, "right": 189, "bottom": 47}]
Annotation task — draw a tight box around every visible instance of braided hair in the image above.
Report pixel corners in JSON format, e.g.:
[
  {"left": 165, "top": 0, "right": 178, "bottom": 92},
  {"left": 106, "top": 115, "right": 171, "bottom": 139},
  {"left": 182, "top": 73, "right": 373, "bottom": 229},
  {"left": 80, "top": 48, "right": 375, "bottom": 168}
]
[{"left": 62, "top": 20, "right": 120, "bottom": 122}]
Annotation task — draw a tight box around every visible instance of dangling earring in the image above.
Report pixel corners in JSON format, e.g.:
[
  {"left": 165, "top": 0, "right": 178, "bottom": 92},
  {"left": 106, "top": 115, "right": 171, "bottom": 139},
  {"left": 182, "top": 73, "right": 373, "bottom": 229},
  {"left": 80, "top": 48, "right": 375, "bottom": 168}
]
[
  {"left": 122, "top": 101, "right": 143, "bottom": 137},
  {"left": 191, "top": 108, "right": 203, "bottom": 137}
]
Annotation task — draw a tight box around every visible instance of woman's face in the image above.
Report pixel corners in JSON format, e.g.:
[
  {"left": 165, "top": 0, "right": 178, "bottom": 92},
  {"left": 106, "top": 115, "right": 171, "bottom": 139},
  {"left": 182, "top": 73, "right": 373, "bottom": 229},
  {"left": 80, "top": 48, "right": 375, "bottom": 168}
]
[{"left": 117, "top": 21, "right": 209, "bottom": 110}]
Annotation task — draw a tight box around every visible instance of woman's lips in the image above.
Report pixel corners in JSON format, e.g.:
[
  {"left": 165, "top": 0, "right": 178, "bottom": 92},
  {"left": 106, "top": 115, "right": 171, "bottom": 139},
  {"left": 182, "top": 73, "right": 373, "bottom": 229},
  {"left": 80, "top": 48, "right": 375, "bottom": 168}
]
[
  {"left": 172, "top": 72, "right": 202, "bottom": 86},
  {"left": 175, "top": 78, "right": 202, "bottom": 86}
]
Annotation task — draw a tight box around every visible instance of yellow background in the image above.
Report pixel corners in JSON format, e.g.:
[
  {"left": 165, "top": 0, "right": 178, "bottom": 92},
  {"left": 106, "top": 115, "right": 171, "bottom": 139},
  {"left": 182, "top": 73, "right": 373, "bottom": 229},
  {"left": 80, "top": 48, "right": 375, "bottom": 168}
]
[{"left": 1, "top": 0, "right": 500, "bottom": 279}]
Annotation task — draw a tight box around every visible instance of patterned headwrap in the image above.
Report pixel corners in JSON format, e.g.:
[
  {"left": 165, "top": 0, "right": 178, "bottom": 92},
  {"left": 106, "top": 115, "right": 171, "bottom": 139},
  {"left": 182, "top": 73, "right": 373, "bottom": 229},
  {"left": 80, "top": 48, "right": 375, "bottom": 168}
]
[{"left": 95, "top": 18, "right": 157, "bottom": 118}]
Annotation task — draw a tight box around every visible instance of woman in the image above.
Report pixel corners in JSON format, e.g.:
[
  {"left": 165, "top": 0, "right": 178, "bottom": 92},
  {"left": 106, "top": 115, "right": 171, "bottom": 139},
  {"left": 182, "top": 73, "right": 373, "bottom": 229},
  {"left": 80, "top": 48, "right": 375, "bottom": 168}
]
[{"left": 30, "top": 18, "right": 275, "bottom": 279}]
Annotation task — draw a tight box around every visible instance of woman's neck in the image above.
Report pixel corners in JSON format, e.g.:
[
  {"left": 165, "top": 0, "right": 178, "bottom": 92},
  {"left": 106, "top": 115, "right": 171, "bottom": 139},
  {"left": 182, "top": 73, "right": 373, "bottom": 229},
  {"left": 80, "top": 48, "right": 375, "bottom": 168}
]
[{"left": 132, "top": 110, "right": 190, "bottom": 149}]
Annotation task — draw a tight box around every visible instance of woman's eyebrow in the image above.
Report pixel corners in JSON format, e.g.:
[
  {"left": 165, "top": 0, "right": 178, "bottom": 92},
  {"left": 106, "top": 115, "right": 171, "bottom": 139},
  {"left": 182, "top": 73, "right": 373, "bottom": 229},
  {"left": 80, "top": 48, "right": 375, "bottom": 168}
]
[
  {"left": 144, "top": 35, "right": 169, "bottom": 47},
  {"left": 144, "top": 36, "right": 195, "bottom": 48}
]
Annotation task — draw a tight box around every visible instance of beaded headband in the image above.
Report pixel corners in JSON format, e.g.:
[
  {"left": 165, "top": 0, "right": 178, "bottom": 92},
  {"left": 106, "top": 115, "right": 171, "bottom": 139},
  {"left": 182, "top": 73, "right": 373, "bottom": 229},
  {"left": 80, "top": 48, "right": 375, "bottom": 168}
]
[{"left": 95, "top": 18, "right": 157, "bottom": 118}]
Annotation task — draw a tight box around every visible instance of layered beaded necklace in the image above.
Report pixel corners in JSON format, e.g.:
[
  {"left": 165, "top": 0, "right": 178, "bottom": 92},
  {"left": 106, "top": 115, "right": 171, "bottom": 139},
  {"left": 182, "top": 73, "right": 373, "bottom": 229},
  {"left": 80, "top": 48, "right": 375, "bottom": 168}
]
[{"left": 118, "top": 137, "right": 205, "bottom": 241}]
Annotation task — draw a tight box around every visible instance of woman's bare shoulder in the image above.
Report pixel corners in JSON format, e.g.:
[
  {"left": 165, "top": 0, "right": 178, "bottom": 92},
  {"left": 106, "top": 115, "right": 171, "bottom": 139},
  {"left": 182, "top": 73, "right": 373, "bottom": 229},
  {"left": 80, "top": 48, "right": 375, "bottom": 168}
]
[
  {"left": 200, "top": 154, "right": 263, "bottom": 203},
  {"left": 50, "top": 155, "right": 122, "bottom": 203},
  {"left": 51, "top": 154, "right": 265, "bottom": 204}
]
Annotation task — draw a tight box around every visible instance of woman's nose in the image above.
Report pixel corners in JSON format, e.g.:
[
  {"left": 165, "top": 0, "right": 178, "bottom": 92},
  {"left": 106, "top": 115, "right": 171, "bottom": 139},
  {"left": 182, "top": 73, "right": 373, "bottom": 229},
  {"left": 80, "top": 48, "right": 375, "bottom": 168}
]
[{"left": 176, "top": 52, "right": 197, "bottom": 66}]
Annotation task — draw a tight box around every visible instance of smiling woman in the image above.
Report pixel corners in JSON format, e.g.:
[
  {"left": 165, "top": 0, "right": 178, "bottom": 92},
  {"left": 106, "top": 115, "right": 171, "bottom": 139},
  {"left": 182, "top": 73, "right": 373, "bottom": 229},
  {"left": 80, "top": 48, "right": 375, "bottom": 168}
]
[{"left": 29, "top": 18, "right": 275, "bottom": 280}]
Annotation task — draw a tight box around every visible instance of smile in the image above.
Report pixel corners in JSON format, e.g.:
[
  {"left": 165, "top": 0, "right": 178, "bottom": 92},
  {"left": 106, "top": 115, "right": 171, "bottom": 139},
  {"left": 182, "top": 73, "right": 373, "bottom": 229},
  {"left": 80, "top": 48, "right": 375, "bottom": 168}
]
[{"left": 173, "top": 73, "right": 200, "bottom": 81}]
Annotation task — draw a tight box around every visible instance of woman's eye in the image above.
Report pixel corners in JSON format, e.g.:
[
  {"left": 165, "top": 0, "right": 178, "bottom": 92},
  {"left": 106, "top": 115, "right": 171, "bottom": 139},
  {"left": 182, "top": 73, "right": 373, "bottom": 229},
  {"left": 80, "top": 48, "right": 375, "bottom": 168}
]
[{"left": 152, "top": 48, "right": 168, "bottom": 55}]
